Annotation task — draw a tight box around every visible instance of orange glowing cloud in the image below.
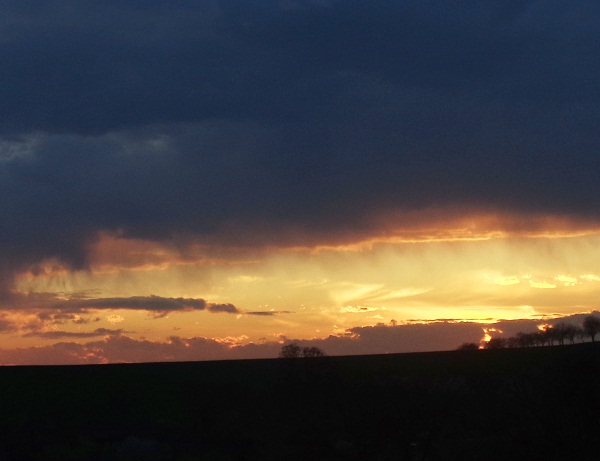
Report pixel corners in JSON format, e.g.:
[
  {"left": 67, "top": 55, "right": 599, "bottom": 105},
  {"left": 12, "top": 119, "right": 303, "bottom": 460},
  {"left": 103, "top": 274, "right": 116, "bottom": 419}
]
[{"left": 82, "top": 209, "right": 600, "bottom": 266}]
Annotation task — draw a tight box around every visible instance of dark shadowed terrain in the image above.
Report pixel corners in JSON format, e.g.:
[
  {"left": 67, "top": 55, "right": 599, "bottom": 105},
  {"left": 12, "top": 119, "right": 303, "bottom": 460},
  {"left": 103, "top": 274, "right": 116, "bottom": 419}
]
[{"left": 1, "top": 344, "right": 599, "bottom": 460}]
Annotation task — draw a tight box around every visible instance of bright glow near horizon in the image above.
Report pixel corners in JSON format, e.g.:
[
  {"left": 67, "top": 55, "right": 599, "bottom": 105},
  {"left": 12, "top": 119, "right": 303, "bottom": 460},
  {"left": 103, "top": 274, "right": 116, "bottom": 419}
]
[{"left": 6, "top": 217, "right": 600, "bottom": 360}]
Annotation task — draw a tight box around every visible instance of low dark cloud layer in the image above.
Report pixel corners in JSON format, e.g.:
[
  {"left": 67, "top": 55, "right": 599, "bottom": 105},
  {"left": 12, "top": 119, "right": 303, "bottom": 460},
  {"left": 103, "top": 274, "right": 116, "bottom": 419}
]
[{"left": 1, "top": 1, "right": 600, "bottom": 287}]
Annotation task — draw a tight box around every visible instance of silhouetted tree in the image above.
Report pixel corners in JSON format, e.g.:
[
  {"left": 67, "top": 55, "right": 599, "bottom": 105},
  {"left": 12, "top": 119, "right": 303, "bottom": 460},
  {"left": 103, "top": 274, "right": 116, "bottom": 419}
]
[
  {"left": 279, "top": 344, "right": 326, "bottom": 358},
  {"left": 534, "top": 330, "right": 547, "bottom": 347},
  {"left": 577, "top": 326, "right": 587, "bottom": 343},
  {"left": 302, "top": 346, "right": 326, "bottom": 357},
  {"left": 479, "top": 321, "right": 592, "bottom": 351},
  {"left": 563, "top": 323, "right": 580, "bottom": 344},
  {"left": 279, "top": 343, "right": 302, "bottom": 358},
  {"left": 516, "top": 332, "right": 536, "bottom": 348},
  {"left": 457, "top": 342, "right": 479, "bottom": 351},
  {"left": 543, "top": 325, "right": 556, "bottom": 346},
  {"left": 553, "top": 323, "right": 569, "bottom": 346},
  {"left": 551, "top": 322, "right": 580, "bottom": 345},
  {"left": 583, "top": 315, "right": 600, "bottom": 342},
  {"left": 506, "top": 335, "right": 519, "bottom": 348},
  {"left": 485, "top": 337, "right": 507, "bottom": 349}
]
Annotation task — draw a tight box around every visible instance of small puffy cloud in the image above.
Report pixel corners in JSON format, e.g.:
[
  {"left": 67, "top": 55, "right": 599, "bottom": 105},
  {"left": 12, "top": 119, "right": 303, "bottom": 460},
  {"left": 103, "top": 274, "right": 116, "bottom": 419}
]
[
  {"left": 529, "top": 280, "right": 556, "bottom": 289},
  {"left": 207, "top": 303, "right": 238, "bottom": 314},
  {"left": 581, "top": 274, "right": 600, "bottom": 282},
  {"left": 494, "top": 276, "right": 521, "bottom": 286},
  {"left": 555, "top": 275, "right": 578, "bottom": 286},
  {"left": 106, "top": 314, "right": 125, "bottom": 324}
]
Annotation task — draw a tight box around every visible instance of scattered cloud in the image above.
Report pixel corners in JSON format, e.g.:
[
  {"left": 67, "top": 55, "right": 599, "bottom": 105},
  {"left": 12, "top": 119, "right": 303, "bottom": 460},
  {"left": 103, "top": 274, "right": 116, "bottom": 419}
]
[
  {"left": 529, "top": 281, "right": 556, "bottom": 289},
  {"left": 207, "top": 303, "right": 239, "bottom": 314},
  {"left": 106, "top": 314, "right": 125, "bottom": 324},
  {"left": 555, "top": 275, "right": 578, "bottom": 286},
  {"left": 494, "top": 276, "right": 521, "bottom": 286}
]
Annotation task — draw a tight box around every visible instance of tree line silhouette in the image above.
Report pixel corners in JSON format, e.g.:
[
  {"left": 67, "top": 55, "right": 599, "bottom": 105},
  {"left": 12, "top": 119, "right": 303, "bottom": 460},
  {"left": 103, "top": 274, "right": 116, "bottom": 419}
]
[{"left": 458, "top": 314, "right": 600, "bottom": 350}]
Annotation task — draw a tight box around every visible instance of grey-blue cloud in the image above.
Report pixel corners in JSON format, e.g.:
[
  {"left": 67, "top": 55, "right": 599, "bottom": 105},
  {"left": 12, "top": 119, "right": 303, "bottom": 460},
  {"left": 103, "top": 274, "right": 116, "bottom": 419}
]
[
  {"left": 22, "top": 328, "right": 125, "bottom": 339},
  {"left": 1, "top": 0, "right": 600, "bottom": 289},
  {"left": 48, "top": 296, "right": 239, "bottom": 315}
]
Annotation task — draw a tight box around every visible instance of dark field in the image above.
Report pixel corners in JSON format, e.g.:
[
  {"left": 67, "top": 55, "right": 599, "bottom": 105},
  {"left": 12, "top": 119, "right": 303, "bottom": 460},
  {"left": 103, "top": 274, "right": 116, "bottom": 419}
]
[{"left": 1, "top": 344, "right": 599, "bottom": 460}]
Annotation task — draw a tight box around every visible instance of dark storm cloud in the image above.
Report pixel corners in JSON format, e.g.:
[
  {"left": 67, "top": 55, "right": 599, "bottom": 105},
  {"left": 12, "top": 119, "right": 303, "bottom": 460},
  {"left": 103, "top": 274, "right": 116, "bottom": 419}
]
[
  {"left": 3, "top": 1, "right": 598, "bottom": 132},
  {"left": 1, "top": 1, "right": 600, "bottom": 286}
]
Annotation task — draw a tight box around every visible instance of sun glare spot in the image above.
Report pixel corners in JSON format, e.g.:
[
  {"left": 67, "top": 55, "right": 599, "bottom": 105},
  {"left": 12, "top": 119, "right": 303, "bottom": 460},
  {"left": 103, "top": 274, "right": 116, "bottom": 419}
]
[
  {"left": 482, "top": 328, "right": 492, "bottom": 343},
  {"left": 481, "top": 327, "right": 503, "bottom": 345}
]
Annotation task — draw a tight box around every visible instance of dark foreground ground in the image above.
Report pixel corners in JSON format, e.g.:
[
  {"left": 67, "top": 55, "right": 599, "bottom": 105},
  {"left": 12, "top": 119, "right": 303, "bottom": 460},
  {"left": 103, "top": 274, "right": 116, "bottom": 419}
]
[{"left": 0, "top": 344, "right": 599, "bottom": 460}]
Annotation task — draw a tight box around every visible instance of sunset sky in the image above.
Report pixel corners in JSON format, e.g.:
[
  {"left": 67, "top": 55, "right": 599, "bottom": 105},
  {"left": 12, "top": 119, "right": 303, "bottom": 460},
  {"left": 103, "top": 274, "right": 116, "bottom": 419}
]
[{"left": 1, "top": 1, "right": 600, "bottom": 364}]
